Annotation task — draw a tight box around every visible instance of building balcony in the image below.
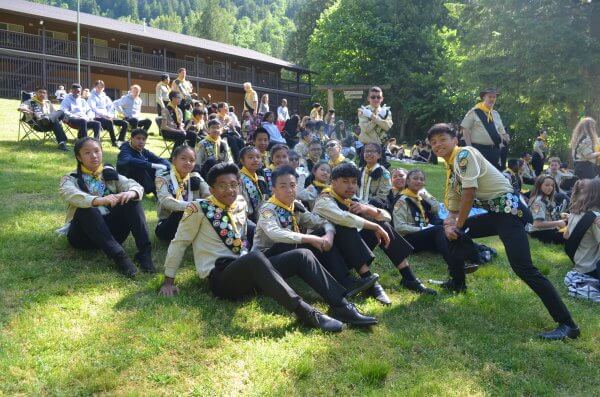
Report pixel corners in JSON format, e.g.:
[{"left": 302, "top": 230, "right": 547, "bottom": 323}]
[{"left": 0, "top": 29, "right": 310, "bottom": 95}]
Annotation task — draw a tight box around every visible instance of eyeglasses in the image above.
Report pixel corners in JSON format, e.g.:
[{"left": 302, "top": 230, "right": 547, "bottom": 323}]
[
  {"left": 326, "top": 143, "right": 338, "bottom": 149},
  {"left": 364, "top": 150, "right": 379, "bottom": 154},
  {"left": 214, "top": 183, "right": 240, "bottom": 191},
  {"left": 370, "top": 95, "right": 382, "bottom": 99}
]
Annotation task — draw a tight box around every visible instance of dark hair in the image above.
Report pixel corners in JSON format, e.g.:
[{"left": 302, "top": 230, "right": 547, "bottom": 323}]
[
  {"left": 169, "top": 91, "right": 182, "bottom": 101},
  {"left": 35, "top": 87, "right": 45, "bottom": 92},
  {"left": 170, "top": 143, "right": 195, "bottom": 162},
  {"left": 253, "top": 127, "right": 270, "bottom": 141},
  {"left": 300, "top": 129, "right": 312, "bottom": 139},
  {"left": 73, "top": 137, "right": 101, "bottom": 175},
  {"left": 309, "top": 139, "right": 322, "bottom": 148},
  {"left": 369, "top": 86, "right": 382, "bottom": 93},
  {"left": 192, "top": 108, "right": 203, "bottom": 117},
  {"left": 521, "top": 152, "right": 531, "bottom": 157},
  {"left": 94, "top": 80, "right": 105, "bottom": 87},
  {"left": 178, "top": 67, "right": 186, "bottom": 73},
  {"left": 288, "top": 150, "right": 300, "bottom": 161},
  {"left": 71, "top": 83, "right": 82, "bottom": 89},
  {"left": 206, "top": 162, "right": 239, "bottom": 187},
  {"left": 207, "top": 119, "right": 221, "bottom": 129},
  {"left": 217, "top": 102, "right": 228, "bottom": 110},
  {"left": 426, "top": 123, "right": 457, "bottom": 140},
  {"left": 312, "top": 160, "right": 330, "bottom": 175},
  {"left": 228, "top": 106, "right": 234, "bottom": 112},
  {"left": 270, "top": 144, "right": 289, "bottom": 158},
  {"left": 271, "top": 165, "right": 298, "bottom": 185},
  {"left": 130, "top": 128, "right": 148, "bottom": 138},
  {"left": 331, "top": 162, "right": 360, "bottom": 180},
  {"left": 406, "top": 169, "right": 425, "bottom": 183},
  {"left": 363, "top": 142, "right": 382, "bottom": 155},
  {"left": 239, "top": 145, "right": 260, "bottom": 161},
  {"left": 507, "top": 158, "right": 519, "bottom": 170},
  {"left": 160, "top": 73, "right": 169, "bottom": 81},
  {"left": 529, "top": 175, "right": 557, "bottom": 205},
  {"left": 264, "top": 111, "right": 274, "bottom": 121}
]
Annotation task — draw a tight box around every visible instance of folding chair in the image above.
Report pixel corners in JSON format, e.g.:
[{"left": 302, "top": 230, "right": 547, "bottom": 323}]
[
  {"left": 17, "top": 91, "right": 56, "bottom": 144},
  {"left": 154, "top": 117, "right": 174, "bottom": 157}
]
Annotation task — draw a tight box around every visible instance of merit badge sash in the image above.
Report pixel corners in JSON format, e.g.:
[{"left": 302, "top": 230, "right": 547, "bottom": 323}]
[{"left": 199, "top": 199, "right": 246, "bottom": 254}]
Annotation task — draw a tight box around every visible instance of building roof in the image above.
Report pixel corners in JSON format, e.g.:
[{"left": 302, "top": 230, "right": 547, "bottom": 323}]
[{"left": 1, "top": 0, "right": 309, "bottom": 72}]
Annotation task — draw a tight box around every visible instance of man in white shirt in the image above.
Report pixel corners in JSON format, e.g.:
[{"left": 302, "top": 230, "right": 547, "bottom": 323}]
[
  {"left": 88, "top": 80, "right": 129, "bottom": 146},
  {"left": 60, "top": 83, "right": 101, "bottom": 139}
]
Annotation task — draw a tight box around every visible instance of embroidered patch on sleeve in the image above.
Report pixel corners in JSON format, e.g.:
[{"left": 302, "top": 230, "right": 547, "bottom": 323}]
[
  {"left": 182, "top": 202, "right": 198, "bottom": 221},
  {"left": 532, "top": 203, "right": 541, "bottom": 214}
]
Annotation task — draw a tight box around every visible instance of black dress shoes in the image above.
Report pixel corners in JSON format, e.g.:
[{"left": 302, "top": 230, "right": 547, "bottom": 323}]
[
  {"left": 440, "top": 279, "right": 467, "bottom": 293},
  {"left": 400, "top": 279, "right": 438, "bottom": 295},
  {"left": 464, "top": 263, "right": 479, "bottom": 274},
  {"left": 329, "top": 302, "right": 378, "bottom": 327},
  {"left": 538, "top": 324, "right": 580, "bottom": 340},
  {"left": 366, "top": 282, "right": 391, "bottom": 305},
  {"left": 135, "top": 250, "right": 156, "bottom": 273},
  {"left": 113, "top": 251, "right": 138, "bottom": 277},
  {"left": 344, "top": 274, "right": 379, "bottom": 298},
  {"left": 299, "top": 309, "right": 345, "bottom": 332}
]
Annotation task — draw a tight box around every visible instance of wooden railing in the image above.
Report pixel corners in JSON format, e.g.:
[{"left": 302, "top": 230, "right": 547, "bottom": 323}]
[{"left": 0, "top": 29, "right": 308, "bottom": 94}]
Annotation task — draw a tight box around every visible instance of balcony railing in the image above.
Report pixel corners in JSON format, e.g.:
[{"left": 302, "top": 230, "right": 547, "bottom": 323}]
[{"left": 0, "top": 29, "right": 309, "bottom": 94}]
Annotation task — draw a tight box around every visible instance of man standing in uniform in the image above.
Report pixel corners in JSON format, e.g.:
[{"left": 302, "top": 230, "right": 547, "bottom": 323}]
[
  {"left": 460, "top": 88, "right": 510, "bottom": 170},
  {"left": 427, "top": 123, "right": 579, "bottom": 340},
  {"left": 357, "top": 87, "right": 393, "bottom": 166},
  {"left": 243, "top": 82, "right": 259, "bottom": 115}
]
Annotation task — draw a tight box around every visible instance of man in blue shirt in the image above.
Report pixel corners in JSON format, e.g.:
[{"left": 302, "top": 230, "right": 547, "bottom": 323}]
[
  {"left": 88, "top": 80, "right": 130, "bottom": 147},
  {"left": 60, "top": 83, "right": 101, "bottom": 138},
  {"left": 112, "top": 85, "right": 152, "bottom": 132}
]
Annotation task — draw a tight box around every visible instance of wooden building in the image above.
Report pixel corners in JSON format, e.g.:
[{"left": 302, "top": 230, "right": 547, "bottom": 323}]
[{"left": 0, "top": 0, "right": 311, "bottom": 113}]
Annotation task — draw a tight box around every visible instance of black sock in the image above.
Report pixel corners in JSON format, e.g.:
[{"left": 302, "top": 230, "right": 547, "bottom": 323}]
[
  {"left": 398, "top": 266, "right": 417, "bottom": 282},
  {"left": 360, "top": 270, "right": 372, "bottom": 278},
  {"left": 562, "top": 318, "right": 577, "bottom": 328},
  {"left": 293, "top": 300, "right": 314, "bottom": 319}
]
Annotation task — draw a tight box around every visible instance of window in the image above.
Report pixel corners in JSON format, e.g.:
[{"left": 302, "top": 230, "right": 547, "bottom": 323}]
[
  {"left": 119, "top": 43, "right": 143, "bottom": 53},
  {"left": 140, "top": 92, "right": 149, "bottom": 106},
  {"left": 45, "top": 30, "right": 68, "bottom": 40},
  {"left": 184, "top": 55, "right": 195, "bottom": 63},
  {"left": 213, "top": 61, "right": 225, "bottom": 79},
  {"left": 91, "top": 38, "right": 108, "bottom": 58},
  {"left": 0, "top": 23, "right": 24, "bottom": 33}
]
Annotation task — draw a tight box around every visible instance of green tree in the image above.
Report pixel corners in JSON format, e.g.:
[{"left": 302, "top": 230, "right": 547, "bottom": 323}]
[
  {"left": 149, "top": 13, "right": 183, "bottom": 33},
  {"left": 285, "top": 0, "right": 335, "bottom": 66}
]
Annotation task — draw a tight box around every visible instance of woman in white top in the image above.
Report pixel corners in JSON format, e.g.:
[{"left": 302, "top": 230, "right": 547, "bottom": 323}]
[
  {"left": 259, "top": 93, "right": 270, "bottom": 114},
  {"left": 155, "top": 73, "right": 171, "bottom": 116},
  {"left": 276, "top": 98, "right": 289, "bottom": 131}
]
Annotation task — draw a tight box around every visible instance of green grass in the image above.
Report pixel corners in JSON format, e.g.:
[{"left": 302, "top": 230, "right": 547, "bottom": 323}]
[{"left": 0, "top": 98, "right": 598, "bottom": 396}]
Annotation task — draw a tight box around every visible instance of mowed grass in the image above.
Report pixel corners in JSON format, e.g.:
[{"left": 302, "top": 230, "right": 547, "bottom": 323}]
[{"left": 0, "top": 98, "right": 598, "bottom": 396}]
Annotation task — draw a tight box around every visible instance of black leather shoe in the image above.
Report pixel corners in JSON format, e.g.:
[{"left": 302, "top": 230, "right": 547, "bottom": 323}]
[
  {"left": 299, "top": 309, "right": 344, "bottom": 332},
  {"left": 134, "top": 250, "right": 156, "bottom": 273},
  {"left": 400, "top": 279, "right": 438, "bottom": 295},
  {"left": 440, "top": 279, "right": 467, "bottom": 293},
  {"left": 464, "top": 263, "right": 479, "bottom": 274},
  {"left": 538, "top": 324, "right": 580, "bottom": 340},
  {"left": 344, "top": 274, "right": 379, "bottom": 298},
  {"left": 365, "top": 282, "right": 391, "bottom": 305},
  {"left": 113, "top": 252, "right": 138, "bottom": 277},
  {"left": 58, "top": 142, "right": 68, "bottom": 151},
  {"left": 329, "top": 302, "right": 378, "bottom": 327}
]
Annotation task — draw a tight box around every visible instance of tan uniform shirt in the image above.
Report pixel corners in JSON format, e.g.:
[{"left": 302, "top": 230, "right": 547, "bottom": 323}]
[
  {"left": 294, "top": 140, "right": 310, "bottom": 159},
  {"left": 528, "top": 196, "right": 561, "bottom": 232},
  {"left": 357, "top": 164, "right": 392, "bottom": 203},
  {"left": 161, "top": 106, "right": 184, "bottom": 132},
  {"left": 163, "top": 196, "right": 248, "bottom": 279},
  {"left": 244, "top": 90, "right": 258, "bottom": 111},
  {"left": 297, "top": 184, "right": 320, "bottom": 211},
  {"left": 358, "top": 105, "right": 393, "bottom": 145},
  {"left": 155, "top": 171, "right": 210, "bottom": 221},
  {"left": 313, "top": 194, "right": 391, "bottom": 229},
  {"left": 573, "top": 136, "right": 596, "bottom": 164},
  {"left": 197, "top": 138, "right": 233, "bottom": 168},
  {"left": 460, "top": 107, "right": 507, "bottom": 146},
  {"left": 566, "top": 210, "right": 600, "bottom": 274},
  {"left": 392, "top": 191, "right": 440, "bottom": 236},
  {"left": 252, "top": 202, "right": 335, "bottom": 252},
  {"left": 447, "top": 146, "right": 513, "bottom": 212},
  {"left": 58, "top": 171, "right": 143, "bottom": 230}
]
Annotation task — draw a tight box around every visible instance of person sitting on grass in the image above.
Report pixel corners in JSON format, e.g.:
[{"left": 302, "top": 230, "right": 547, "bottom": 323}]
[
  {"left": 386, "top": 168, "right": 408, "bottom": 211},
  {"left": 252, "top": 127, "right": 271, "bottom": 168},
  {"left": 294, "top": 129, "right": 313, "bottom": 159},
  {"left": 288, "top": 150, "right": 308, "bottom": 188},
  {"left": 544, "top": 157, "right": 575, "bottom": 197},
  {"left": 306, "top": 139, "right": 324, "bottom": 174},
  {"left": 298, "top": 160, "right": 331, "bottom": 210},
  {"left": 239, "top": 146, "right": 269, "bottom": 223},
  {"left": 253, "top": 165, "right": 380, "bottom": 304},
  {"left": 563, "top": 178, "right": 600, "bottom": 302},
  {"left": 527, "top": 175, "right": 568, "bottom": 245},
  {"left": 116, "top": 128, "right": 171, "bottom": 196},
  {"left": 326, "top": 139, "right": 350, "bottom": 168},
  {"left": 155, "top": 144, "right": 209, "bottom": 242},
  {"left": 357, "top": 142, "right": 392, "bottom": 208},
  {"left": 503, "top": 158, "right": 523, "bottom": 193},
  {"left": 314, "top": 163, "right": 437, "bottom": 306},
  {"left": 427, "top": 122, "right": 579, "bottom": 340},
  {"left": 58, "top": 137, "right": 154, "bottom": 277},
  {"left": 158, "top": 162, "right": 378, "bottom": 332},
  {"left": 197, "top": 119, "right": 233, "bottom": 168}
]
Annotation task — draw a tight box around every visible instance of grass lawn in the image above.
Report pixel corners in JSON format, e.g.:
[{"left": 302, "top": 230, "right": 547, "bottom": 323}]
[{"left": 0, "top": 98, "right": 598, "bottom": 396}]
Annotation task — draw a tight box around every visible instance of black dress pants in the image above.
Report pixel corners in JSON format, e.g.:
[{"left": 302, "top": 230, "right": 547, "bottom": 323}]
[
  {"left": 447, "top": 212, "right": 573, "bottom": 324},
  {"left": 532, "top": 152, "right": 544, "bottom": 176},
  {"left": 37, "top": 116, "right": 68, "bottom": 143},
  {"left": 67, "top": 118, "right": 101, "bottom": 139},
  {"left": 95, "top": 117, "right": 128, "bottom": 142},
  {"left": 472, "top": 143, "right": 501, "bottom": 170},
  {"left": 161, "top": 129, "right": 197, "bottom": 148},
  {"left": 404, "top": 225, "right": 459, "bottom": 269},
  {"left": 574, "top": 161, "right": 598, "bottom": 180},
  {"left": 208, "top": 249, "right": 346, "bottom": 312},
  {"left": 125, "top": 117, "right": 152, "bottom": 131},
  {"left": 121, "top": 167, "right": 156, "bottom": 196},
  {"left": 155, "top": 211, "right": 183, "bottom": 242},
  {"left": 67, "top": 201, "right": 151, "bottom": 259}
]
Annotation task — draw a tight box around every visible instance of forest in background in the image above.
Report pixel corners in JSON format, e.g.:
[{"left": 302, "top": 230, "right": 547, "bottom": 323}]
[{"left": 32, "top": 0, "right": 600, "bottom": 156}]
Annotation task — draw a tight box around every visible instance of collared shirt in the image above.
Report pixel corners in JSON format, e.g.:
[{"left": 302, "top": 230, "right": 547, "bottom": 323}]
[
  {"left": 358, "top": 104, "right": 393, "bottom": 145},
  {"left": 446, "top": 146, "right": 513, "bottom": 212},
  {"left": 113, "top": 94, "right": 142, "bottom": 118},
  {"left": 261, "top": 122, "right": 286, "bottom": 144},
  {"left": 573, "top": 136, "right": 596, "bottom": 164},
  {"left": 566, "top": 210, "right": 600, "bottom": 274},
  {"left": 313, "top": 194, "right": 391, "bottom": 230},
  {"left": 155, "top": 171, "right": 209, "bottom": 220},
  {"left": 155, "top": 82, "right": 170, "bottom": 105},
  {"left": 358, "top": 164, "right": 392, "bottom": 203},
  {"left": 21, "top": 98, "right": 55, "bottom": 120},
  {"left": 460, "top": 107, "right": 507, "bottom": 146},
  {"left": 252, "top": 201, "right": 335, "bottom": 252},
  {"left": 528, "top": 196, "right": 562, "bottom": 232},
  {"left": 163, "top": 196, "right": 247, "bottom": 279},
  {"left": 60, "top": 94, "right": 94, "bottom": 120},
  {"left": 197, "top": 138, "right": 233, "bottom": 168},
  {"left": 277, "top": 106, "right": 289, "bottom": 122},
  {"left": 87, "top": 90, "right": 114, "bottom": 118},
  {"left": 244, "top": 89, "right": 258, "bottom": 111},
  {"left": 392, "top": 191, "right": 440, "bottom": 236}
]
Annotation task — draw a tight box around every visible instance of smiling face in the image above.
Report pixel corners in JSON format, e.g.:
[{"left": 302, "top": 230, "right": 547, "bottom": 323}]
[
  {"left": 326, "top": 141, "right": 341, "bottom": 159},
  {"left": 208, "top": 124, "right": 222, "bottom": 140},
  {"left": 392, "top": 169, "right": 407, "bottom": 190},
  {"left": 331, "top": 176, "right": 357, "bottom": 199},
  {"left": 363, "top": 144, "right": 381, "bottom": 166},
  {"left": 407, "top": 171, "right": 425, "bottom": 193},
  {"left": 482, "top": 92, "right": 497, "bottom": 107},
  {"left": 429, "top": 132, "right": 458, "bottom": 160},
  {"left": 241, "top": 149, "right": 261, "bottom": 173},
  {"left": 549, "top": 160, "right": 560, "bottom": 173},
  {"left": 540, "top": 178, "right": 555, "bottom": 197},
  {"left": 76, "top": 140, "right": 103, "bottom": 172},
  {"left": 210, "top": 173, "right": 240, "bottom": 206},
  {"left": 313, "top": 163, "right": 331, "bottom": 184},
  {"left": 253, "top": 132, "right": 269, "bottom": 153},
  {"left": 308, "top": 143, "right": 322, "bottom": 161},
  {"left": 272, "top": 173, "right": 297, "bottom": 206},
  {"left": 272, "top": 149, "right": 289, "bottom": 168},
  {"left": 173, "top": 147, "right": 196, "bottom": 177}
]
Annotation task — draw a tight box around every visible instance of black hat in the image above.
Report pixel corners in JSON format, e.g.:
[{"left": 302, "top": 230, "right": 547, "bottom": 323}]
[
  {"left": 71, "top": 83, "right": 82, "bottom": 89},
  {"left": 160, "top": 73, "right": 169, "bottom": 81},
  {"left": 479, "top": 88, "right": 499, "bottom": 99}
]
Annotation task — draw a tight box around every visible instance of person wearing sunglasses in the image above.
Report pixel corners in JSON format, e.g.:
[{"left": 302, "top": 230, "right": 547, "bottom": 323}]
[{"left": 358, "top": 87, "right": 393, "bottom": 166}]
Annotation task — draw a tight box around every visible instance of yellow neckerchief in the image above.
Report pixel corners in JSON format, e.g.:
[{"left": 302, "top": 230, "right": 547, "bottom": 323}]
[
  {"left": 32, "top": 95, "right": 44, "bottom": 105},
  {"left": 475, "top": 102, "right": 494, "bottom": 123},
  {"left": 167, "top": 102, "right": 181, "bottom": 125},
  {"left": 268, "top": 163, "right": 277, "bottom": 171},
  {"left": 505, "top": 168, "right": 516, "bottom": 176},
  {"left": 400, "top": 188, "right": 428, "bottom": 224},
  {"left": 206, "top": 134, "right": 221, "bottom": 159},
  {"left": 260, "top": 151, "right": 270, "bottom": 167},
  {"left": 312, "top": 180, "right": 328, "bottom": 189},
  {"left": 241, "top": 166, "right": 262, "bottom": 195},
  {"left": 329, "top": 154, "right": 346, "bottom": 167},
  {"left": 361, "top": 163, "right": 376, "bottom": 199},
  {"left": 173, "top": 168, "right": 190, "bottom": 200},
  {"left": 322, "top": 187, "right": 352, "bottom": 208},
  {"left": 208, "top": 194, "right": 239, "bottom": 236},
  {"left": 267, "top": 196, "right": 299, "bottom": 232},
  {"left": 537, "top": 135, "right": 547, "bottom": 143},
  {"left": 81, "top": 164, "right": 103, "bottom": 180},
  {"left": 443, "top": 146, "right": 461, "bottom": 207}
]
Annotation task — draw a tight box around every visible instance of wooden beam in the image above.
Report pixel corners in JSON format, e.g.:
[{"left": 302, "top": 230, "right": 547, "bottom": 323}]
[{"left": 315, "top": 84, "right": 391, "bottom": 91}]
